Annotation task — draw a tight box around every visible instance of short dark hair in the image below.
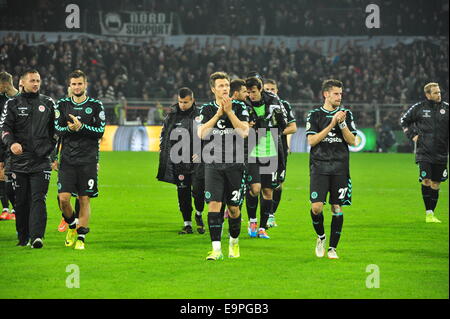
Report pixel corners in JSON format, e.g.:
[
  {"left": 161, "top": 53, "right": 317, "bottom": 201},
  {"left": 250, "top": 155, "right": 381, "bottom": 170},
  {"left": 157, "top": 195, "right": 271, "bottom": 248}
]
[
  {"left": 265, "top": 79, "right": 277, "bottom": 86},
  {"left": 68, "top": 69, "right": 87, "bottom": 84},
  {"left": 245, "top": 77, "right": 263, "bottom": 91},
  {"left": 230, "top": 79, "right": 246, "bottom": 96},
  {"left": 322, "top": 79, "right": 343, "bottom": 93},
  {"left": 246, "top": 71, "right": 263, "bottom": 82},
  {"left": 178, "top": 87, "right": 193, "bottom": 99},
  {"left": 209, "top": 72, "right": 230, "bottom": 88},
  {"left": 20, "top": 69, "right": 39, "bottom": 79},
  {"left": 0, "top": 71, "right": 13, "bottom": 84}
]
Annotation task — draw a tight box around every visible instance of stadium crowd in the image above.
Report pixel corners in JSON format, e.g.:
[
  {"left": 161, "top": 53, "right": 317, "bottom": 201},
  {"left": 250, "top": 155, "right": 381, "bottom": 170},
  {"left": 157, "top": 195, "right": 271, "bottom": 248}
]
[
  {"left": 0, "top": 34, "right": 447, "bottom": 107},
  {"left": 0, "top": 0, "right": 448, "bottom": 36}
]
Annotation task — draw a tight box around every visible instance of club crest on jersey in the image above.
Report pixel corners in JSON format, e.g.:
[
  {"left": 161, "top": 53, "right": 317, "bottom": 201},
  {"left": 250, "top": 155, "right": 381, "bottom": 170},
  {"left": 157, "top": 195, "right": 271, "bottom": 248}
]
[
  {"left": 440, "top": 109, "right": 446, "bottom": 114},
  {"left": 38, "top": 105, "right": 45, "bottom": 112},
  {"left": 178, "top": 174, "right": 185, "bottom": 181},
  {"left": 85, "top": 107, "right": 93, "bottom": 114},
  {"left": 195, "top": 115, "right": 203, "bottom": 123}
]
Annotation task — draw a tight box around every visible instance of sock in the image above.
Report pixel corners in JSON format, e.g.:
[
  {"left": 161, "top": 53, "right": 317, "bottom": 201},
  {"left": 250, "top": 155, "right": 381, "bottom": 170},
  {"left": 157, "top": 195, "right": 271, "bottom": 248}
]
[
  {"left": 421, "top": 185, "right": 432, "bottom": 211},
  {"left": 181, "top": 210, "right": 192, "bottom": 224},
  {"left": 76, "top": 226, "right": 90, "bottom": 242},
  {"left": 228, "top": 214, "right": 241, "bottom": 238},
  {"left": 246, "top": 192, "right": 258, "bottom": 220},
  {"left": 74, "top": 198, "right": 80, "bottom": 219},
  {"left": 212, "top": 241, "right": 221, "bottom": 251},
  {"left": 229, "top": 237, "right": 238, "bottom": 246},
  {"left": 249, "top": 218, "right": 257, "bottom": 223},
  {"left": 272, "top": 187, "right": 282, "bottom": 214},
  {"left": 260, "top": 198, "right": 272, "bottom": 230},
  {"left": 208, "top": 212, "right": 222, "bottom": 243},
  {"left": 184, "top": 221, "right": 192, "bottom": 227},
  {"left": 429, "top": 188, "right": 439, "bottom": 212},
  {"left": 310, "top": 210, "right": 325, "bottom": 237},
  {"left": 63, "top": 213, "right": 77, "bottom": 229},
  {"left": 329, "top": 212, "right": 344, "bottom": 249}
]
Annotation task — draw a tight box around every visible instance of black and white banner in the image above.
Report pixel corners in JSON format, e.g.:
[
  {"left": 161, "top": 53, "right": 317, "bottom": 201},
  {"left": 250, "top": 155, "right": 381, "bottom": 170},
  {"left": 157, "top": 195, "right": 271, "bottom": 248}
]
[{"left": 99, "top": 11, "right": 173, "bottom": 37}]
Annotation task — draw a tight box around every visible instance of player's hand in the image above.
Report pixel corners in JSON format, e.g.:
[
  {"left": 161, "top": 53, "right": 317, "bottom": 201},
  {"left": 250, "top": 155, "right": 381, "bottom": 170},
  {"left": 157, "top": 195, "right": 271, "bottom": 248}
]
[
  {"left": 336, "top": 111, "right": 346, "bottom": 123},
  {"left": 51, "top": 160, "right": 59, "bottom": 171},
  {"left": 412, "top": 135, "right": 418, "bottom": 143},
  {"left": 68, "top": 114, "right": 82, "bottom": 131},
  {"left": 221, "top": 95, "right": 233, "bottom": 114},
  {"left": 216, "top": 106, "right": 224, "bottom": 118},
  {"left": 192, "top": 153, "right": 200, "bottom": 163},
  {"left": 11, "top": 143, "right": 23, "bottom": 155},
  {"left": 249, "top": 121, "right": 255, "bottom": 128}
]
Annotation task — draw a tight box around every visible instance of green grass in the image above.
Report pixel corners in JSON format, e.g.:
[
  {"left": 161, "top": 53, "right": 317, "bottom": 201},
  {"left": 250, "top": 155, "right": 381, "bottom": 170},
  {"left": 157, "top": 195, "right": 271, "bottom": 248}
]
[{"left": 0, "top": 152, "right": 448, "bottom": 299}]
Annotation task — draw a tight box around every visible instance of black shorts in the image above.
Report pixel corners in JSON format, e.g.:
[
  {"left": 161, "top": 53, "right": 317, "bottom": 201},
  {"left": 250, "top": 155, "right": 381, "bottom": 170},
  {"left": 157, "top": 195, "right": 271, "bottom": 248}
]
[
  {"left": 418, "top": 162, "right": 448, "bottom": 183},
  {"left": 249, "top": 156, "right": 280, "bottom": 189},
  {"left": 276, "top": 153, "right": 287, "bottom": 185},
  {"left": 58, "top": 162, "right": 99, "bottom": 198},
  {"left": 310, "top": 174, "right": 352, "bottom": 206},
  {"left": 204, "top": 165, "right": 246, "bottom": 207},
  {"left": 246, "top": 162, "right": 261, "bottom": 185}
]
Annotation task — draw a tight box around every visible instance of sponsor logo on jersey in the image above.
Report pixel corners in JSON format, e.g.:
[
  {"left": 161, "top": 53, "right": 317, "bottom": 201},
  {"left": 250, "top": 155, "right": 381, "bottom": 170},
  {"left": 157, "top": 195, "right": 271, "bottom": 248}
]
[
  {"left": 99, "top": 110, "right": 106, "bottom": 120},
  {"left": 55, "top": 110, "right": 60, "bottom": 119},
  {"left": 306, "top": 122, "right": 311, "bottom": 131},
  {"left": 217, "top": 119, "right": 226, "bottom": 129},
  {"left": 212, "top": 128, "right": 235, "bottom": 135}
]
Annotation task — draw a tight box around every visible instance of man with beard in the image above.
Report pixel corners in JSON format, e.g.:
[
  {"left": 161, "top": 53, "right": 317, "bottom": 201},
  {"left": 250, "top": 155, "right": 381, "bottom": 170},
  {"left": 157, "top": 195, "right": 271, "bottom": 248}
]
[
  {"left": 306, "top": 79, "right": 357, "bottom": 259},
  {"left": 54, "top": 70, "right": 105, "bottom": 250}
]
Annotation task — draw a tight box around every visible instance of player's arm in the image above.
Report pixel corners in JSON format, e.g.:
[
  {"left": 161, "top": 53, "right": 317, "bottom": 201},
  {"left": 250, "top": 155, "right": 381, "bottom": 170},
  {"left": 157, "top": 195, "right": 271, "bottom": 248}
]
[
  {"left": 198, "top": 106, "right": 223, "bottom": 139},
  {"left": 282, "top": 101, "right": 297, "bottom": 135},
  {"left": 306, "top": 112, "right": 340, "bottom": 147},
  {"left": 223, "top": 99, "right": 249, "bottom": 138},
  {"left": 78, "top": 103, "right": 106, "bottom": 139},
  {"left": 400, "top": 103, "right": 419, "bottom": 142},
  {"left": 0, "top": 99, "right": 22, "bottom": 154},
  {"left": 54, "top": 101, "right": 72, "bottom": 137},
  {"left": 338, "top": 112, "right": 357, "bottom": 146}
]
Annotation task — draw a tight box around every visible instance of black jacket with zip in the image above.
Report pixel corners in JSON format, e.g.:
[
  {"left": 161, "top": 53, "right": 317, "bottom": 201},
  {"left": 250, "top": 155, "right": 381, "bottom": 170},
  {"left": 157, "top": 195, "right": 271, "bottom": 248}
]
[
  {"left": 157, "top": 103, "right": 203, "bottom": 184},
  {"left": 400, "top": 99, "right": 449, "bottom": 164},
  {"left": 0, "top": 91, "right": 57, "bottom": 173}
]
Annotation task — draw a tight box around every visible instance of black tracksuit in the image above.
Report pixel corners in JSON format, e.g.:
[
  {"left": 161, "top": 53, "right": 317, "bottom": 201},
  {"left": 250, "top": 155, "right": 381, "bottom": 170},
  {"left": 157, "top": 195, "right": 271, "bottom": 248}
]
[
  {"left": 157, "top": 103, "right": 204, "bottom": 222},
  {"left": 0, "top": 91, "right": 56, "bottom": 243},
  {"left": 401, "top": 99, "right": 449, "bottom": 164}
]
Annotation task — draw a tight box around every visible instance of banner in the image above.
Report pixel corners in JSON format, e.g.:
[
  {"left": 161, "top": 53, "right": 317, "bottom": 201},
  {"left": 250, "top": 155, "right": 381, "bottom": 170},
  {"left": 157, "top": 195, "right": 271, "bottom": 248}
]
[
  {"left": 99, "top": 11, "right": 172, "bottom": 37},
  {"left": 0, "top": 31, "right": 440, "bottom": 56},
  {"left": 100, "top": 125, "right": 162, "bottom": 151},
  {"left": 291, "top": 127, "right": 377, "bottom": 153}
]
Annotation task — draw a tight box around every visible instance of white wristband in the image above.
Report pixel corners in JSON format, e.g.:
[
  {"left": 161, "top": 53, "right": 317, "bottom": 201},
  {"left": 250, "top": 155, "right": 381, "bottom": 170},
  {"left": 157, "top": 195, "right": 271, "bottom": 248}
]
[{"left": 338, "top": 121, "right": 347, "bottom": 129}]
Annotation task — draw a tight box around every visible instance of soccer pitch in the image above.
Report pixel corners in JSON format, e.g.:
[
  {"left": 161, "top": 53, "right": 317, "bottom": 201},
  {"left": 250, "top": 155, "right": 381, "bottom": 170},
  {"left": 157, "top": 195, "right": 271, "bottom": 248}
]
[{"left": 0, "top": 152, "right": 448, "bottom": 299}]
